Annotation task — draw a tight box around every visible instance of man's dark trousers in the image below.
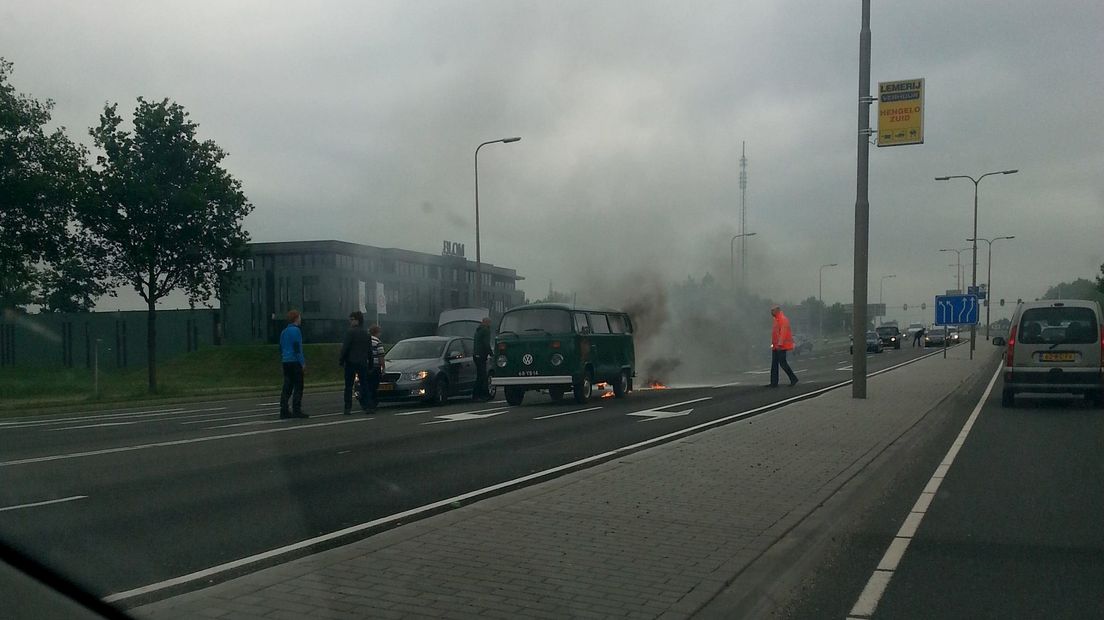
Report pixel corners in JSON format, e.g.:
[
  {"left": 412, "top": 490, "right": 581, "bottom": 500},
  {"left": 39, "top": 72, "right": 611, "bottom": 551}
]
[
  {"left": 343, "top": 362, "right": 370, "bottom": 411},
  {"left": 364, "top": 367, "right": 381, "bottom": 409},
  {"left": 473, "top": 354, "right": 488, "bottom": 399},
  {"left": 770, "top": 350, "right": 798, "bottom": 386},
  {"left": 280, "top": 362, "right": 304, "bottom": 416}
]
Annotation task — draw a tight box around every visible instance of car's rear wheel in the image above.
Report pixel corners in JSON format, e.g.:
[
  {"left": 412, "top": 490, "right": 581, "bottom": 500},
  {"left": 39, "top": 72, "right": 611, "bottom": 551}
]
[
  {"left": 612, "top": 369, "right": 629, "bottom": 398},
  {"left": 1001, "top": 388, "right": 1015, "bottom": 408},
  {"left": 505, "top": 386, "right": 525, "bottom": 406},
  {"left": 573, "top": 371, "right": 593, "bottom": 404},
  {"left": 548, "top": 386, "right": 564, "bottom": 402}
]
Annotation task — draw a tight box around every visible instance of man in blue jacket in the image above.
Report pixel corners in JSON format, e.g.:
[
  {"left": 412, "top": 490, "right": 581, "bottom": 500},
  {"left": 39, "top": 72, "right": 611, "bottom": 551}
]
[{"left": 279, "top": 310, "right": 308, "bottom": 418}]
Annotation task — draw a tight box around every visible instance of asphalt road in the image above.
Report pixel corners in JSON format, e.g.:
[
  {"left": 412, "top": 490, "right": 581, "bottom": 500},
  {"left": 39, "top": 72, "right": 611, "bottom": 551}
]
[
  {"left": 871, "top": 387, "right": 1104, "bottom": 618},
  {"left": 781, "top": 357, "right": 1104, "bottom": 620},
  {"left": 0, "top": 343, "right": 936, "bottom": 603}
]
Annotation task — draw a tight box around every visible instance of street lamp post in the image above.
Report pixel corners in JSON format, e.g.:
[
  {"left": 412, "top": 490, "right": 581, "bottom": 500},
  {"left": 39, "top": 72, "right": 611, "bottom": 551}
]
[
  {"left": 967, "top": 235, "right": 1015, "bottom": 340},
  {"left": 730, "top": 232, "right": 758, "bottom": 290},
  {"left": 936, "top": 169, "right": 1018, "bottom": 358},
  {"left": 474, "top": 137, "right": 521, "bottom": 309},
  {"left": 878, "top": 274, "right": 895, "bottom": 325},
  {"left": 819, "top": 263, "right": 838, "bottom": 341},
  {"left": 939, "top": 247, "right": 970, "bottom": 292}
]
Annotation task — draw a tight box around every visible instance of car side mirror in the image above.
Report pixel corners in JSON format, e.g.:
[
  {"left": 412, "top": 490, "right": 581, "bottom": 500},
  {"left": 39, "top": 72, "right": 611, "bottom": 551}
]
[
  {"left": 991, "top": 337, "right": 1006, "bottom": 346},
  {"left": 449, "top": 351, "right": 464, "bottom": 360}
]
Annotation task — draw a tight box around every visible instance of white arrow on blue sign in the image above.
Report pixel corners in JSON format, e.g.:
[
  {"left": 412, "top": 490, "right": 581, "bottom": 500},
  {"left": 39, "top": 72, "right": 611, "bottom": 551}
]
[{"left": 934, "top": 294, "right": 979, "bottom": 326}]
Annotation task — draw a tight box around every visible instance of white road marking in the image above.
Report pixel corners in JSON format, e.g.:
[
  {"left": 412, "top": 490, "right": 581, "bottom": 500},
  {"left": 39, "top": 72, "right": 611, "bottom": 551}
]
[
  {"left": 626, "top": 397, "right": 713, "bottom": 421},
  {"left": 533, "top": 406, "right": 603, "bottom": 420},
  {"left": 744, "top": 369, "right": 772, "bottom": 375},
  {"left": 422, "top": 409, "right": 509, "bottom": 425},
  {"left": 392, "top": 409, "right": 431, "bottom": 416},
  {"left": 848, "top": 361, "right": 1003, "bottom": 619},
  {"left": 711, "top": 381, "right": 743, "bottom": 388},
  {"left": 179, "top": 411, "right": 277, "bottom": 425},
  {"left": 0, "top": 416, "right": 368, "bottom": 468},
  {"left": 1, "top": 406, "right": 231, "bottom": 431},
  {"left": 0, "top": 495, "right": 88, "bottom": 513},
  {"left": 103, "top": 348, "right": 948, "bottom": 605},
  {"left": 205, "top": 412, "right": 344, "bottom": 429}
]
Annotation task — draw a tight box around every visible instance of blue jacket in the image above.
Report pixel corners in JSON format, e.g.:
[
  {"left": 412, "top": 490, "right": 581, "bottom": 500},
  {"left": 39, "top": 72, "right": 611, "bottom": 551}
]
[{"left": 280, "top": 324, "right": 305, "bottom": 365}]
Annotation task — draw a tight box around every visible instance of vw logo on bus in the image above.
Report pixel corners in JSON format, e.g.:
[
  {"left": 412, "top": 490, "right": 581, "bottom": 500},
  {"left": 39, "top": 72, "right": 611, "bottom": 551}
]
[{"left": 522, "top": 353, "right": 534, "bottom": 366}]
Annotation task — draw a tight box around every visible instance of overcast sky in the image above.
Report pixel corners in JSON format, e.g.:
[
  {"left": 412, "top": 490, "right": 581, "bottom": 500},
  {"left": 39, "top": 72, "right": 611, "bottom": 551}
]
[{"left": 3, "top": 0, "right": 1101, "bottom": 324}]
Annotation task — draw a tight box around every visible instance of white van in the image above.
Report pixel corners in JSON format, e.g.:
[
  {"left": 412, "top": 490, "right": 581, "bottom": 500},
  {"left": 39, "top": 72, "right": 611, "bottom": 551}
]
[
  {"left": 436, "top": 308, "right": 488, "bottom": 338},
  {"left": 994, "top": 299, "right": 1103, "bottom": 407}
]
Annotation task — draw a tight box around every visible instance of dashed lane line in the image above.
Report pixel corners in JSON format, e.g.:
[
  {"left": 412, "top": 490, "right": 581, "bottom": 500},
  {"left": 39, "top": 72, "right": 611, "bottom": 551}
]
[
  {"left": 533, "top": 406, "right": 603, "bottom": 420},
  {"left": 0, "top": 495, "right": 89, "bottom": 513}
]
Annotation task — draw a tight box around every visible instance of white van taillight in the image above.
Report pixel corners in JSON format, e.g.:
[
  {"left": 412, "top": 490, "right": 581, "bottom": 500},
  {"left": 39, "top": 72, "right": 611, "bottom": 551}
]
[{"left": 1006, "top": 324, "right": 1017, "bottom": 367}]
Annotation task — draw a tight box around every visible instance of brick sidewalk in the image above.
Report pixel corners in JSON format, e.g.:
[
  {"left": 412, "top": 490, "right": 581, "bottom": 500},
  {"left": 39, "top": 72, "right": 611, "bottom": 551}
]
[{"left": 135, "top": 346, "right": 991, "bottom": 620}]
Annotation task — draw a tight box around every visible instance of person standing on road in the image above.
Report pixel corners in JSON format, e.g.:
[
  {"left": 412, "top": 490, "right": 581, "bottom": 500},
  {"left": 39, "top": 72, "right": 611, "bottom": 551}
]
[
  {"left": 338, "top": 311, "right": 372, "bottom": 415},
  {"left": 913, "top": 326, "right": 926, "bottom": 347},
  {"left": 472, "top": 317, "right": 492, "bottom": 401},
  {"left": 769, "top": 304, "right": 799, "bottom": 387},
  {"left": 279, "top": 310, "right": 308, "bottom": 418},
  {"left": 363, "top": 324, "right": 385, "bottom": 410}
]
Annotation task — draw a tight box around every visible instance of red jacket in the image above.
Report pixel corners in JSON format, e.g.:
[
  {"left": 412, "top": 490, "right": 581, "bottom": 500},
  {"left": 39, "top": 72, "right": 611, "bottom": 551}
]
[{"left": 772, "top": 310, "right": 794, "bottom": 351}]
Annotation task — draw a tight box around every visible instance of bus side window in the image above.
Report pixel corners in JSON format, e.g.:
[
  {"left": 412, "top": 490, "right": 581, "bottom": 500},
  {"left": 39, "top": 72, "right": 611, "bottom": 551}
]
[
  {"left": 588, "top": 313, "right": 611, "bottom": 334},
  {"left": 608, "top": 314, "right": 625, "bottom": 334},
  {"left": 574, "top": 312, "right": 590, "bottom": 334}
]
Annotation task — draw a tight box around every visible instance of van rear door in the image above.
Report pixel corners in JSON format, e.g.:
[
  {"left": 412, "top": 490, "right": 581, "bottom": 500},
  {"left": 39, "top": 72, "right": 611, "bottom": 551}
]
[{"left": 1014, "top": 304, "right": 1099, "bottom": 375}]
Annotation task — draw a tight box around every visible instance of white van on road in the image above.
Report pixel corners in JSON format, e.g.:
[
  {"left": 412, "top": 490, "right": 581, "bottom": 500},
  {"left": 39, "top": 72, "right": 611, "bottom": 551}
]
[{"left": 994, "top": 299, "right": 1103, "bottom": 408}]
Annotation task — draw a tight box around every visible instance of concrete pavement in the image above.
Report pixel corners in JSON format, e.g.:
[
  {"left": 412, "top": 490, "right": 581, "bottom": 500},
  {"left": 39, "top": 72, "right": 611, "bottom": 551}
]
[{"left": 134, "top": 344, "right": 994, "bottom": 620}]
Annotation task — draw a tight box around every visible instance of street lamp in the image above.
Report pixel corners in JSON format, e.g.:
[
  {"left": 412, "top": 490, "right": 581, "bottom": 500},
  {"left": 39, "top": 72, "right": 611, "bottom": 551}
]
[
  {"left": 818, "top": 263, "right": 838, "bottom": 341},
  {"left": 878, "top": 274, "right": 896, "bottom": 325},
  {"left": 939, "top": 247, "right": 970, "bottom": 292},
  {"left": 474, "top": 136, "right": 521, "bottom": 309},
  {"left": 967, "top": 235, "right": 1015, "bottom": 340},
  {"left": 729, "top": 232, "right": 758, "bottom": 290},
  {"left": 935, "top": 169, "right": 1018, "bottom": 358}
]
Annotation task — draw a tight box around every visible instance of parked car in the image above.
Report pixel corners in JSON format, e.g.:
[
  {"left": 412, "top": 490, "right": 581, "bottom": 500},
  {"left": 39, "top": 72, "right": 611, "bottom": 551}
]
[
  {"left": 492, "top": 303, "right": 636, "bottom": 405},
  {"left": 993, "top": 299, "right": 1103, "bottom": 408},
  {"left": 375, "top": 336, "right": 494, "bottom": 405},
  {"left": 850, "top": 331, "right": 883, "bottom": 354},
  {"left": 875, "top": 325, "right": 902, "bottom": 349}
]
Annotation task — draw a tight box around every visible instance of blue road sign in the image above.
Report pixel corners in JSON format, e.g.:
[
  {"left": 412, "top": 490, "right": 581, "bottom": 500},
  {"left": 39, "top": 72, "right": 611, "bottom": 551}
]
[{"left": 935, "top": 294, "right": 979, "bottom": 325}]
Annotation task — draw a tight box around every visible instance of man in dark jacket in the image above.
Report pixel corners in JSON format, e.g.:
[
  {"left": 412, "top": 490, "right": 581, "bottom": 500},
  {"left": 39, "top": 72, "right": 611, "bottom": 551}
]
[
  {"left": 472, "top": 317, "right": 492, "bottom": 401},
  {"left": 339, "top": 311, "right": 373, "bottom": 414}
]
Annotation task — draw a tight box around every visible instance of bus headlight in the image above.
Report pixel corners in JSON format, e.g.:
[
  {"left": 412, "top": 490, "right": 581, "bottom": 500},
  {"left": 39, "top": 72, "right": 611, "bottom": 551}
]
[
  {"left": 550, "top": 353, "right": 564, "bottom": 366},
  {"left": 496, "top": 355, "right": 508, "bottom": 368}
]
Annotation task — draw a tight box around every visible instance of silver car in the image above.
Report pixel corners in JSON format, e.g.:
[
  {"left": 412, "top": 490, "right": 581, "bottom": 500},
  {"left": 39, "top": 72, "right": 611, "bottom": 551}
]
[{"left": 994, "top": 299, "right": 1103, "bottom": 407}]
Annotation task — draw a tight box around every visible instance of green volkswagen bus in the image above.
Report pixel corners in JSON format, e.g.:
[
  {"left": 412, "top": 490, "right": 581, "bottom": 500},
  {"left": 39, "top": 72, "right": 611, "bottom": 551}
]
[{"left": 491, "top": 303, "right": 636, "bottom": 405}]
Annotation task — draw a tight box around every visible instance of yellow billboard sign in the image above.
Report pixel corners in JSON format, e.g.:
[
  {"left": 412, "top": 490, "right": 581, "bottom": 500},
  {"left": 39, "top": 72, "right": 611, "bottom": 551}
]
[{"left": 878, "top": 78, "right": 924, "bottom": 147}]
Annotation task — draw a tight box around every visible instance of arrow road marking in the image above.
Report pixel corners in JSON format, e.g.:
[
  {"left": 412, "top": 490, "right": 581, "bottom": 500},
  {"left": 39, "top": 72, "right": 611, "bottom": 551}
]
[
  {"left": 626, "top": 397, "right": 712, "bottom": 422},
  {"left": 421, "top": 409, "right": 509, "bottom": 425}
]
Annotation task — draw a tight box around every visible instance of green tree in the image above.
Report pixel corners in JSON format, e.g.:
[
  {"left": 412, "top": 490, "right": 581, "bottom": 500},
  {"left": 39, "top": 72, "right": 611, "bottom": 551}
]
[
  {"left": 1042, "top": 278, "right": 1104, "bottom": 306},
  {"left": 0, "top": 58, "right": 93, "bottom": 310},
  {"left": 1096, "top": 262, "right": 1104, "bottom": 295},
  {"left": 86, "top": 98, "right": 253, "bottom": 392}
]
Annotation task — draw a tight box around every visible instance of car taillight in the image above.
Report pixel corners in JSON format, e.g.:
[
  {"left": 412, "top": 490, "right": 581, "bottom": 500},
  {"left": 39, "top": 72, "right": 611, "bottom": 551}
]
[{"left": 1006, "top": 324, "right": 1017, "bottom": 367}]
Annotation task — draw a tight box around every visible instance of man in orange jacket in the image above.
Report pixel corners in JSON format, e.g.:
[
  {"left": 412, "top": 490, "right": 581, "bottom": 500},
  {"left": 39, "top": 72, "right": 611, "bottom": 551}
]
[{"left": 769, "top": 304, "right": 799, "bottom": 387}]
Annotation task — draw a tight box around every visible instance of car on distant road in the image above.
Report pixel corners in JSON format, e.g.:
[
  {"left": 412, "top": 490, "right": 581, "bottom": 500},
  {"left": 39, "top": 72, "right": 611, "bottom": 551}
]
[
  {"left": 993, "top": 299, "right": 1103, "bottom": 408},
  {"left": 875, "top": 325, "right": 903, "bottom": 349},
  {"left": 792, "top": 334, "right": 814, "bottom": 355},
  {"left": 924, "top": 327, "right": 947, "bottom": 347},
  {"left": 376, "top": 336, "right": 493, "bottom": 405},
  {"left": 850, "top": 331, "right": 883, "bottom": 354}
]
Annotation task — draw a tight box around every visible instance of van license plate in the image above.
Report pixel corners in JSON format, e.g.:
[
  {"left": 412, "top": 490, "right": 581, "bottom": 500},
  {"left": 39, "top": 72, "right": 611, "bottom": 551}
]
[
  {"left": 378, "top": 383, "right": 394, "bottom": 391},
  {"left": 1040, "top": 352, "right": 1075, "bottom": 362}
]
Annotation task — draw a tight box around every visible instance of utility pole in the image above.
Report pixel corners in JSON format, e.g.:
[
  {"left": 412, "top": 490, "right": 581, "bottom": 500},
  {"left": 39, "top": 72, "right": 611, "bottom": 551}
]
[
  {"left": 852, "top": 0, "right": 872, "bottom": 399},
  {"left": 739, "top": 142, "right": 749, "bottom": 288}
]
